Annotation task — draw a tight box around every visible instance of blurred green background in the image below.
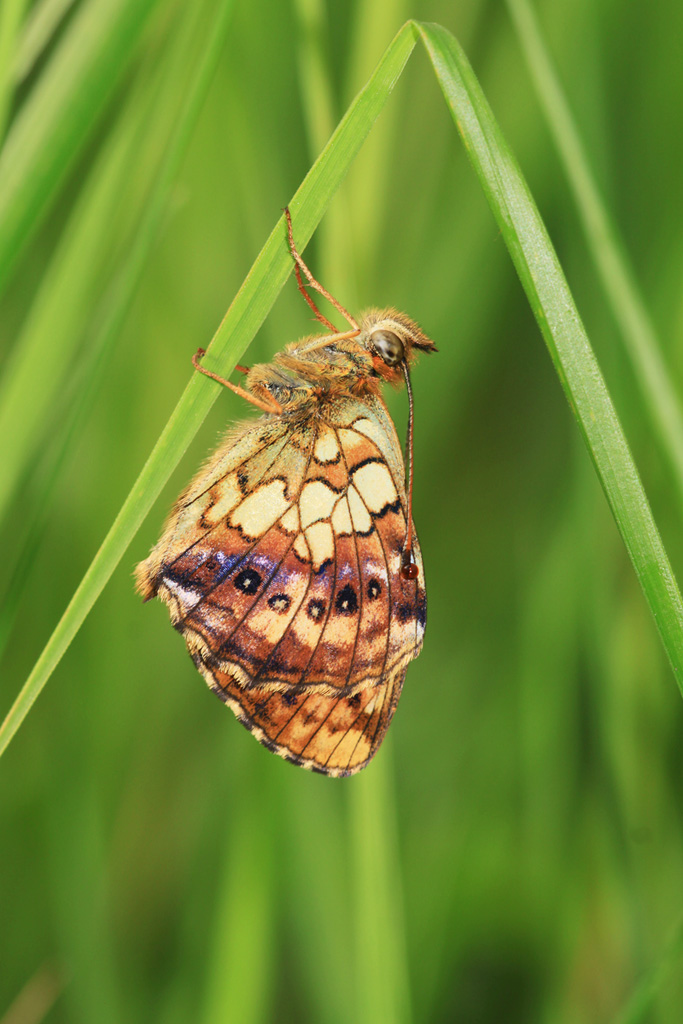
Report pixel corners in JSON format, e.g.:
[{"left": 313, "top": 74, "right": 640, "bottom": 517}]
[{"left": 2, "top": 0, "right": 683, "bottom": 1021}]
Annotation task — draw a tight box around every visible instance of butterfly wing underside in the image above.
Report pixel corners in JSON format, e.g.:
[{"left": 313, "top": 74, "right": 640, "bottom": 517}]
[{"left": 136, "top": 394, "right": 426, "bottom": 776}]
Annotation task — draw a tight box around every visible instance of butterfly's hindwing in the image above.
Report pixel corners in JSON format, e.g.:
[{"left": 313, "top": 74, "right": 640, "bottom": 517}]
[{"left": 198, "top": 656, "right": 407, "bottom": 776}]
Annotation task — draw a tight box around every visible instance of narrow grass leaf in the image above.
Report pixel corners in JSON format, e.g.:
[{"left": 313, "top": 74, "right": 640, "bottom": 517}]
[
  {"left": 292, "top": 0, "right": 356, "bottom": 301},
  {"left": 0, "top": 0, "right": 29, "bottom": 140},
  {"left": 414, "top": 20, "right": 683, "bottom": 686},
  {"left": 506, "top": 0, "right": 683, "bottom": 510},
  {"left": 0, "top": 111, "right": 144, "bottom": 526},
  {"left": 613, "top": 915, "right": 683, "bottom": 1024},
  {"left": 0, "top": 0, "right": 233, "bottom": 529},
  {"left": 0, "top": 23, "right": 416, "bottom": 755},
  {"left": 0, "top": 0, "right": 159, "bottom": 294},
  {"left": 344, "top": 0, "right": 409, "bottom": 286},
  {"left": 0, "top": 0, "right": 236, "bottom": 661},
  {"left": 349, "top": 748, "right": 412, "bottom": 1024},
  {"left": 201, "top": 780, "right": 274, "bottom": 1024},
  {"left": 11, "top": 0, "right": 78, "bottom": 85}
]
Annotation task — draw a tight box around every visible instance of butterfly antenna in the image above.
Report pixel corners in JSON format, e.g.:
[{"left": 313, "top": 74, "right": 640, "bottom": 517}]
[
  {"left": 400, "top": 361, "right": 419, "bottom": 581},
  {"left": 285, "top": 207, "right": 359, "bottom": 332}
]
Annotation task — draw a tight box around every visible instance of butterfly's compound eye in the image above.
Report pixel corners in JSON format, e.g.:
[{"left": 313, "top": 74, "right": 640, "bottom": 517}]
[{"left": 371, "top": 329, "right": 404, "bottom": 366}]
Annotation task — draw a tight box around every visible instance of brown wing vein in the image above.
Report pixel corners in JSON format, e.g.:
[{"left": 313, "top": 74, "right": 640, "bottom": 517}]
[
  {"left": 197, "top": 420, "right": 321, "bottom": 674},
  {"left": 333, "top": 424, "right": 400, "bottom": 769},
  {"left": 315, "top": 423, "right": 397, "bottom": 771},
  {"left": 273, "top": 690, "right": 316, "bottom": 744},
  {"left": 165, "top": 432, "right": 293, "bottom": 586},
  {"left": 245, "top": 419, "right": 322, "bottom": 687},
  {"left": 287, "top": 525, "right": 341, "bottom": 747},
  {"left": 332, "top": 425, "right": 364, "bottom": 690},
  {"left": 176, "top": 429, "right": 289, "bottom": 511},
  {"left": 280, "top": 491, "right": 340, "bottom": 692},
  {"left": 170, "top": 426, "right": 315, "bottom": 630},
  {"left": 172, "top": 526, "right": 281, "bottom": 632}
]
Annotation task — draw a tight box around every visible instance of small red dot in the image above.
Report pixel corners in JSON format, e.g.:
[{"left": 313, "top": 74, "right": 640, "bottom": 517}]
[{"left": 397, "top": 557, "right": 419, "bottom": 581}]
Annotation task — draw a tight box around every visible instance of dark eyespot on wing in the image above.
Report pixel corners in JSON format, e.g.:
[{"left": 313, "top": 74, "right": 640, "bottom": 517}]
[
  {"left": 335, "top": 583, "right": 358, "bottom": 615},
  {"left": 234, "top": 568, "right": 262, "bottom": 594}
]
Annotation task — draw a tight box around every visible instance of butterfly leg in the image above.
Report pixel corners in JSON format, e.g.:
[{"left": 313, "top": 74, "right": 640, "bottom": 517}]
[
  {"left": 284, "top": 207, "right": 359, "bottom": 332},
  {"left": 291, "top": 260, "right": 337, "bottom": 332},
  {"left": 192, "top": 349, "right": 283, "bottom": 415}
]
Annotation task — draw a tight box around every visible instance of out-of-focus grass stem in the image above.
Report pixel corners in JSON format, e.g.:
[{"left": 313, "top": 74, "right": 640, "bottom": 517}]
[
  {"left": 506, "top": 0, "right": 683, "bottom": 511},
  {"left": 0, "top": 0, "right": 29, "bottom": 141},
  {"left": 0, "top": 0, "right": 236, "bottom": 662}
]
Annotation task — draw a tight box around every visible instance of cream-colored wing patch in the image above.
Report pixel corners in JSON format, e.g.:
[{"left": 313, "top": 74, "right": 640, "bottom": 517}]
[
  {"left": 230, "top": 479, "right": 290, "bottom": 538},
  {"left": 331, "top": 496, "right": 353, "bottom": 535},
  {"left": 281, "top": 505, "right": 300, "bottom": 534},
  {"left": 328, "top": 396, "right": 407, "bottom": 500},
  {"left": 314, "top": 428, "right": 340, "bottom": 463},
  {"left": 350, "top": 416, "right": 388, "bottom": 453},
  {"left": 173, "top": 472, "right": 242, "bottom": 534},
  {"left": 337, "top": 428, "right": 367, "bottom": 465},
  {"left": 299, "top": 480, "right": 339, "bottom": 529},
  {"left": 293, "top": 532, "right": 310, "bottom": 560},
  {"left": 352, "top": 462, "right": 397, "bottom": 514},
  {"left": 347, "top": 485, "right": 372, "bottom": 533},
  {"left": 304, "top": 521, "right": 334, "bottom": 569}
]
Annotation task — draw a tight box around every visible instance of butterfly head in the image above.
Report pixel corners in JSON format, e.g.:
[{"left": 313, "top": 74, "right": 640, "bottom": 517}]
[{"left": 359, "top": 308, "right": 437, "bottom": 386}]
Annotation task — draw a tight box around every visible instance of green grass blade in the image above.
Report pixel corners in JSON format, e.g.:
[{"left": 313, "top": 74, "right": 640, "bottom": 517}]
[
  {"left": 0, "top": 0, "right": 159, "bottom": 295},
  {"left": 344, "top": 0, "right": 409, "bottom": 287},
  {"left": 293, "top": 0, "right": 337, "bottom": 167},
  {"left": 505, "top": 0, "right": 683, "bottom": 510},
  {"left": 0, "top": 0, "right": 29, "bottom": 140},
  {"left": 613, "top": 915, "right": 683, "bottom": 1024},
  {"left": 11, "top": 0, "right": 78, "bottom": 85},
  {"left": 349, "top": 748, "right": 411, "bottom": 1024},
  {"left": 0, "top": 23, "right": 416, "bottom": 755},
  {"left": 0, "top": 0, "right": 236, "bottom": 662},
  {"left": 0, "top": 113, "right": 142, "bottom": 527},
  {"left": 201, "top": 784, "right": 274, "bottom": 1024},
  {"left": 292, "top": 0, "right": 355, "bottom": 301},
  {"left": 414, "top": 20, "right": 683, "bottom": 686},
  {"left": 0, "top": 0, "right": 233, "bottom": 530}
]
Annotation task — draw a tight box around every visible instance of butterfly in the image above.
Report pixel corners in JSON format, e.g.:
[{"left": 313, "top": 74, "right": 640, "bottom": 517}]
[{"left": 135, "top": 209, "right": 436, "bottom": 776}]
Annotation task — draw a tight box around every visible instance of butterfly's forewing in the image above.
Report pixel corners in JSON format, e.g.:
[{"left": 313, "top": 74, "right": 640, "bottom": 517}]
[{"left": 136, "top": 394, "right": 426, "bottom": 775}]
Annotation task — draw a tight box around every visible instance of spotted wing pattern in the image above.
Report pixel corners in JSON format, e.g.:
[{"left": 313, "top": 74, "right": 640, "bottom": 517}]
[{"left": 136, "top": 394, "right": 426, "bottom": 776}]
